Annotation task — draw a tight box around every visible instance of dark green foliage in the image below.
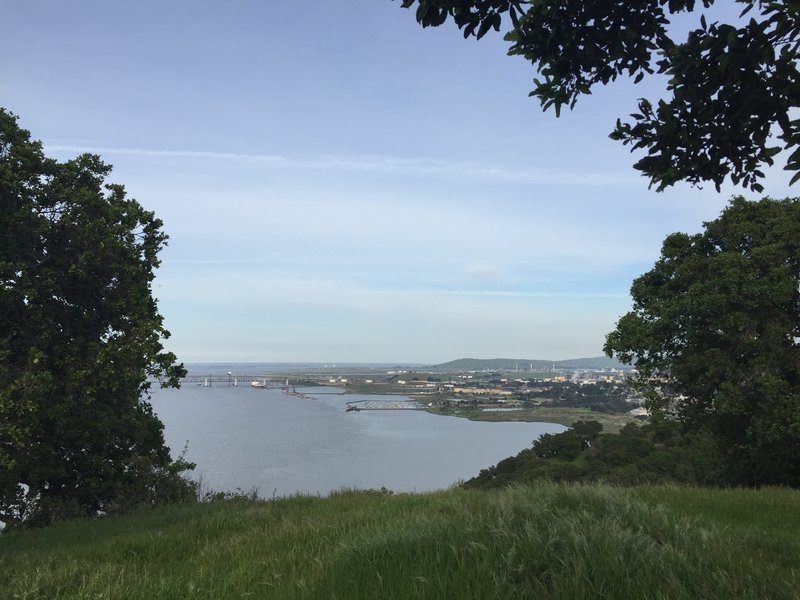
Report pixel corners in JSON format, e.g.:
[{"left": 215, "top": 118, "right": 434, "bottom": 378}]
[
  {"left": 0, "top": 109, "right": 194, "bottom": 527},
  {"left": 398, "top": 1, "right": 800, "bottom": 192},
  {"left": 533, "top": 421, "right": 603, "bottom": 461},
  {"left": 525, "top": 380, "right": 636, "bottom": 413},
  {"left": 605, "top": 196, "right": 800, "bottom": 486},
  {"left": 464, "top": 419, "right": 727, "bottom": 488}
]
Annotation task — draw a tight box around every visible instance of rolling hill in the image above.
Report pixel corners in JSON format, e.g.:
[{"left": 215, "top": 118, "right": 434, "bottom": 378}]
[{"left": 432, "top": 356, "right": 627, "bottom": 371}]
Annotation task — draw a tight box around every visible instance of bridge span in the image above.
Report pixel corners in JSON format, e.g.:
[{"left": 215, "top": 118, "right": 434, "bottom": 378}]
[{"left": 176, "top": 374, "right": 344, "bottom": 389}]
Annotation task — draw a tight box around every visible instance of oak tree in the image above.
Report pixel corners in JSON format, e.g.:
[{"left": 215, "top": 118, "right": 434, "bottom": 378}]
[
  {"left": 604, "top": 197, "right": 800, "bottom": 485},
  {"left": 398, "top": 1, "right": 800, "bottom": 192},
  {"left": 0, "top": 109, "right": 193, "bottom": 526}
]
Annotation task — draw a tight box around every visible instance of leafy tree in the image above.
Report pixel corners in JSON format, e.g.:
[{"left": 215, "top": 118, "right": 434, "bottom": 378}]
[
  {"left": 534, "top": 420, "right": 603, "bottom": 460},
  {"left": 0, "top": 109, "right": 193, "bottom": 527},
  {"left": 604, "top": 196, "right": 800, "bottom": 486},
  {"left": 572, "top": 420, "right": 604, "bottom": 449},
  {"left": 397, "top": 1, "right": 800, "bottom": 192}
]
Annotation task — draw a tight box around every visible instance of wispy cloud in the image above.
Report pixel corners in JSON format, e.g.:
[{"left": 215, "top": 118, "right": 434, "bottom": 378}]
[
  {"left": 386, "top": 289, "right": 628, "bottom": 299},
  {"left": 156, "top": 273, "right": 625, "bottom": 362},
  {"left": 45, "top": 144, "right": 637, "bottom": 187},
  {"left": 156, "top": 268, "right": 630, "bottom": 310}
]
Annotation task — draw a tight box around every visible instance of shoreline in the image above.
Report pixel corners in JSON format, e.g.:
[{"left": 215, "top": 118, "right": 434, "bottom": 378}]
[
  {"left": 421, "top": 405, "right": 640, "bottom": 433},
  {"left": 183, "top": 372, "right": 642, "bottom": 434}
]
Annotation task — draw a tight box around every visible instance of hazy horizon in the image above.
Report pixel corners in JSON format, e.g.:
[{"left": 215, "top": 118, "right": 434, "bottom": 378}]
[{"left": 179, "top": 354, "right": 619, "bottom": 368}]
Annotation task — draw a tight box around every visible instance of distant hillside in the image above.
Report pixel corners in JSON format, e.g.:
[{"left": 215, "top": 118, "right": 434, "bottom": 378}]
[
  {"left": 432, "top": 356, "right": 627, "bottom": 371},
  {"left": 556, "top": 356, "right": 628, "bottom": 369}
]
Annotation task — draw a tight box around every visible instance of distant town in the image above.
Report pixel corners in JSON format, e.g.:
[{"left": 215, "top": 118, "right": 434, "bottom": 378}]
[{"left": 180, "top": 358, "right": 648, "bottom": 429}]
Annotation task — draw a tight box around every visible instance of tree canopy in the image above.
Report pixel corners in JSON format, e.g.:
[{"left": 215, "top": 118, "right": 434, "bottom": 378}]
[
  {"left": 604, "top": 196, "right": 800, "bottom": 486},
  {"left": 398, "top": 1, "right": 800, "bottom": 192},
  {"left": 464, "top": 419, "right": 726, "bottom": 488},
  {"left": 0, "top": 109, "right": 193, "bottom": 526}
]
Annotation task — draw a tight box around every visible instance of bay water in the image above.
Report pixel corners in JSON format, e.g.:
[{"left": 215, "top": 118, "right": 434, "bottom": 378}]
[{"left": 150, "top": 381, "right": 565, "bottom": 498}]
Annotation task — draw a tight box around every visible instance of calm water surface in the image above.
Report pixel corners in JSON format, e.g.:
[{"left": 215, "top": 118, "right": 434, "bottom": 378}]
[{"left": 150, "top": 385, "right": 565, "bottom": 497}]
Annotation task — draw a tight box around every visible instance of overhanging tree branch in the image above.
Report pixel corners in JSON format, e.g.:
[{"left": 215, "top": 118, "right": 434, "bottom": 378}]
[{"left": 397, "top": 0, "right": 800, "bottom": 191}]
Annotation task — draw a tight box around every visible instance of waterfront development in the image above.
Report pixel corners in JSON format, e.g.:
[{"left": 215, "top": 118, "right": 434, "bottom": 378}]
[{"left": 173, "top": 360, "right": 644, "bottom": 431}]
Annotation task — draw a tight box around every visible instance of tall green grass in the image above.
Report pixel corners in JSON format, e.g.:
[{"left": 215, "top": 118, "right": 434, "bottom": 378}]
[{"left": 1, "top": 483, "right": 798, "bottom": 599}]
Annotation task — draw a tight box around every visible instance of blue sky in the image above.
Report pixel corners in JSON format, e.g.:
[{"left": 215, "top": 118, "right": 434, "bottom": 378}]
[{"left": 2, "top": 1, "right": 795, "bottom": 363}]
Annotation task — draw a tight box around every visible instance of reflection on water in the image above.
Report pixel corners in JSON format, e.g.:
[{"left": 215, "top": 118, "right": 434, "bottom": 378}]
[{"left": 149, "top": 385, "right": 565, "bottom": 497}]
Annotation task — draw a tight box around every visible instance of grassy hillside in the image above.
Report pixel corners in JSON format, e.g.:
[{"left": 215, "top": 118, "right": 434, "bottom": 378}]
[{"left": 2, "top": 484, "right": 798, "bottom": 599}]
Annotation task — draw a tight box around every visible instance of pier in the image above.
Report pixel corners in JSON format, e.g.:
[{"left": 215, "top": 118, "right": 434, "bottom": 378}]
[{"left": 345, "top": 400, "right": 424, "bottom": 411}]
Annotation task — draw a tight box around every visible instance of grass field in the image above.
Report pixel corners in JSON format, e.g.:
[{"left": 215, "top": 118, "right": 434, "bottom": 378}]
[{"left": 2, "top": 483, "right": 798, "bottom": 599}]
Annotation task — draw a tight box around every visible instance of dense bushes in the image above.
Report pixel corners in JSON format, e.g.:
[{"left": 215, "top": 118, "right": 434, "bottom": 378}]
[{"left": 464, "top": 420, "right": 727, "bottom": 489}]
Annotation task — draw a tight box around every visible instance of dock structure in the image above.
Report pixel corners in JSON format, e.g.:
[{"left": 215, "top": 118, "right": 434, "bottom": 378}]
[{"left": 346, "top": 400, "right": 423, "bottom": 411}]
